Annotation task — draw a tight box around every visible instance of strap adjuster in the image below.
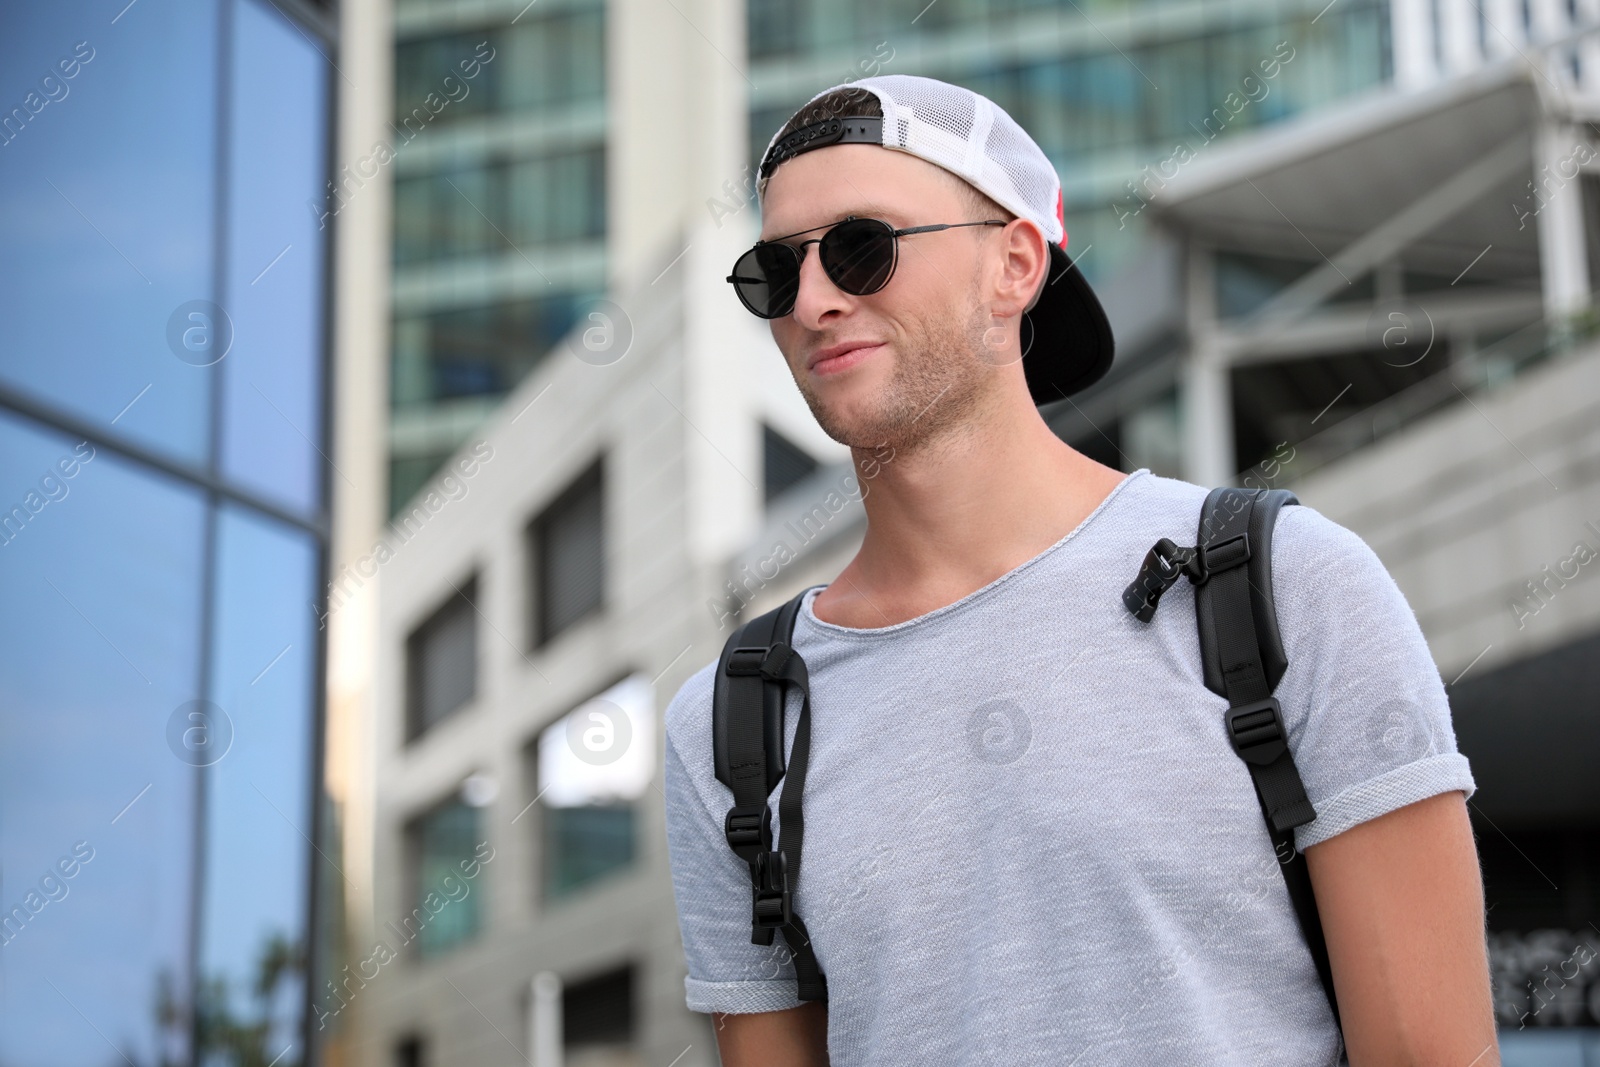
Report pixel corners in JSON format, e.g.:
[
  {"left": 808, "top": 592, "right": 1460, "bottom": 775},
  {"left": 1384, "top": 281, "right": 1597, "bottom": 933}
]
[
  {"left": 1196, "top": 533, "right": 1250, "bottom": 582},
  {"left": 726, "top": 643, "right": 793, "bottom": 680},
  {"left": 724, "top": 805, "right": 771, "bottom": 852},
  {"left": 1225, "top": 697, "right": 1288, "bottom": 766}
]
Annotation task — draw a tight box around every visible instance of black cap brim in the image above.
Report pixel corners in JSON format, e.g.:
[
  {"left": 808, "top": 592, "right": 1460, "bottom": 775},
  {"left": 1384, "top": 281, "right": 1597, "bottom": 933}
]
[{"left": 1019, "top": 243, "right": 1115, "bottom": 405}]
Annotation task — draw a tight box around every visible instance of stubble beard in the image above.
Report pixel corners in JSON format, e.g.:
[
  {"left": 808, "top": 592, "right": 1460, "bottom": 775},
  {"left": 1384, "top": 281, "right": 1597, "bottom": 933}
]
[{"left": 794, "top": 283, "right": 994, "bottom": 457}]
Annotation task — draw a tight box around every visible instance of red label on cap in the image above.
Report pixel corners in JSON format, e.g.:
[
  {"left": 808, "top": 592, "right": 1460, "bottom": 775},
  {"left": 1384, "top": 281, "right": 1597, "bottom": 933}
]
[{"left": 1055, "top": 188, "right": 1068, "bottom": 249}]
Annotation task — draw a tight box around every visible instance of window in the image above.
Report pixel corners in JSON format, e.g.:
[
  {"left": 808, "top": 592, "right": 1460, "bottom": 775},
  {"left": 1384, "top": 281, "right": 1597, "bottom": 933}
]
[
  {"left": 420, "top": 292, "right": 598, "bottom": 402},
  {"left": 544, "top": 804, "right": 632, "bottom": 901},
  {"left": 531, "top": 675, "right": 654, "bottom": 902},
  {"left": 763, "top": 423, "right": 818, "bottom": 503},
  {"left": 403, "top": 797, "right": 483, "bottom": 959},
  {"left": 405, "top": 577, "right": 478, "bottom": 741},
  {"left": 501, "top": 7, "right": 606, "bottom": 109},
  {"left": 394, "top": 32, "right": 496, "bottom": 125},
  {"left": 394, "top": 6, "right": 605, "bottom": 126},
  {"left": 390, "top": 292, "right": 601, "bottom": 414},
  {"left": 393, "top": 1034, "right": 426, "bottom": 1067},
  {"left": 528, "top": 460, "right": 604, "bottom": 648},
  {"left": 387, "top": 449, "right": 455, "bottom": 519},
  {"left": 1230, "top": 347, "right": 1448, "bottom": 475},
  {"left": 564, "top": 964, "right": 636, "bottom": 1052},
  {"left": 391, "top": 149, "right": 606, "bottom": 267}
]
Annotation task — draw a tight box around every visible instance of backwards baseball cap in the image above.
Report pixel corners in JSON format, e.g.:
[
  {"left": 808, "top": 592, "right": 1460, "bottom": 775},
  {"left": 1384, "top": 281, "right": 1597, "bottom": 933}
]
[{"left": 758, "top": 74, "right": 1115, "bottom": 403}]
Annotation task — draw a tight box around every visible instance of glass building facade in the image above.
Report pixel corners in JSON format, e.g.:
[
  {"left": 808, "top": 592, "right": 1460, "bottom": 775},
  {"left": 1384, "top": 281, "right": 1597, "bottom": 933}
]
[
  {"left": 0, "top": 1, "right": 333, "bottom": 1064},
  {"left": 385, "top": 0, "right": 1389, "bottom": 513},
  {"left": 389, "top": 0, "right": 608, "bottom": 514},
  {"left": 746, "top": 0, "right": 1391, "bottom": 284}
]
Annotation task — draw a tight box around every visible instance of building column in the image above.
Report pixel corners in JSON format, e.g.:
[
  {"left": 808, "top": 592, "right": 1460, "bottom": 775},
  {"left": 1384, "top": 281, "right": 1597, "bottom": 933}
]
[
  {"left": 1482, "top": 0, "right": 1525, "bottom": 61},
  {"left": 1440, "top": 0, "right": 1484, "bottom": 74},
  {"left": 329, "top": 0, "right": 394, "bottom": 1063},
  {"left": 528, "top": 972, "right": 562, "bottom": 1067},
  {"left": 1391, "top": 0, "right": 1440, "bottom": 88},
  {"left": 1535, "top": 119, "right": 1593, "bottom": 321},
  {"left": 1579, "top": 0, "right": 1600, "bottom": 93},
  {"left": 1181, "top": 241, "right": 1235, "bottom": 487}
]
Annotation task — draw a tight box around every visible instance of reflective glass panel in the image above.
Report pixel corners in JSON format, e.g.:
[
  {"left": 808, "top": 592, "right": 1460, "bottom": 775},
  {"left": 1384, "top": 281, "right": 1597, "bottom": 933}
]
[
  {"left": 0, "top": 411, "right": 206, "bottom": 1065},
  {"left": 198, "top": 502, "right": 319, "bottom": 1066},
  {"left": 0, "top": 2, "right": 220, "bottom": 463},
  {"left": 220, "top": 0, "right": 330, "bottom": 517}
]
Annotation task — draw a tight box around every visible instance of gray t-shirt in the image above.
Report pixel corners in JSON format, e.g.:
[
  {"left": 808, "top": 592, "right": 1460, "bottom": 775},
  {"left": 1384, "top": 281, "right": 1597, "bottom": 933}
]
[{"left": 663, "top": 469, "right": 1475, "bottom": 1066}]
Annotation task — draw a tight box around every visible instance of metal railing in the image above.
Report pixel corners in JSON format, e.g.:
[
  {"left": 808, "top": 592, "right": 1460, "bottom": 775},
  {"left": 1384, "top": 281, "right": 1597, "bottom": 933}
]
[{"left": 1279, "top": 307, "right": 1600, "bottom": 484}]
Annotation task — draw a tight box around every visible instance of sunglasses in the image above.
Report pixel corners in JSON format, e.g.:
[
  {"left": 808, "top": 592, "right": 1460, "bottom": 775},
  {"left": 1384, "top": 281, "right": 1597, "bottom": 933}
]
[{"left": 725, "top": 215, "right": 1007, "bottom": 319}]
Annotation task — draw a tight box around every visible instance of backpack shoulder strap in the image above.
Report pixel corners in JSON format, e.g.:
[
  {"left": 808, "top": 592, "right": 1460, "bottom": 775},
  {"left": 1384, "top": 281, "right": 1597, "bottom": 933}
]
[
  {"left": 1195, "top": 486, "right": 1296, "bottom": 699},
  {"left": 1124, "top": 487, "right": 1341, "bottom": 1031},
  {"left": 711, "top": 584, "right": 829, "bottom": 1002}
]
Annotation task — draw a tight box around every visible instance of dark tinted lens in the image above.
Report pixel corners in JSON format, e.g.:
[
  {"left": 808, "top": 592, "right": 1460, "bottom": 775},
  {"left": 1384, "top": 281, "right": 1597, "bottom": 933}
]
[
  {"left": 730, "top": 243, "right": 800, "bottom": 318},
  {"left": 820, "top": 217, "right": 895, "bottom": 295}
]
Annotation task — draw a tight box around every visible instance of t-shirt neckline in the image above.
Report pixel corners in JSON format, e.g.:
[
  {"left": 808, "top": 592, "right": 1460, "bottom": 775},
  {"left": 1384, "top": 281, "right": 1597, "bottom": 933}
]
[{"left": 799, "top": 468, "right": 1150, "bottom": 638}]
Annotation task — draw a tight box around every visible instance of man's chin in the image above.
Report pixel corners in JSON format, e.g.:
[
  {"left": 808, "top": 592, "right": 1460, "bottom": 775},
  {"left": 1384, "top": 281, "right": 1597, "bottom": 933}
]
[{"left": 809, "top": 406, "right": 902, "bottom": 451}]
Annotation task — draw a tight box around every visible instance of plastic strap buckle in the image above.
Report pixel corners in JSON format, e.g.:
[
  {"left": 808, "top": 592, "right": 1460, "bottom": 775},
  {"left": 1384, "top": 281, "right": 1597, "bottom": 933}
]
[
  {"left": 1225, "top": 697, "right": 1289, "bottom": 766},
  {"left": 726, "top": 643, "right": 792, "bottom": 681},
  {"left": 1124, "top": 538, "right": 1197, "bottom": 621},
  {"left": 1196, "top": 533, "right": 1250, "bottom": 583},
  {"left": 724, "top": 805, "right": 771, "bottom": 853},
  {"left": 750, "top": 849, "right": 792, "bottom": 932}
]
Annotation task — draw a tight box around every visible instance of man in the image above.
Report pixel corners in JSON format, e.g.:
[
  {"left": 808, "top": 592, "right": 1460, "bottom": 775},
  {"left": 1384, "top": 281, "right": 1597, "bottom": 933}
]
[{"left": 663, "top": 74, "right": 1497, "bottom": 1065}]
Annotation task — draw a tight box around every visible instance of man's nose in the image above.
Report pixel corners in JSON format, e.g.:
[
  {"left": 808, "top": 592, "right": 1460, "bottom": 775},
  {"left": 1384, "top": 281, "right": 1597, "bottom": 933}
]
[{"left": 789, "top": 242, "right": 850, "bottom": 329}]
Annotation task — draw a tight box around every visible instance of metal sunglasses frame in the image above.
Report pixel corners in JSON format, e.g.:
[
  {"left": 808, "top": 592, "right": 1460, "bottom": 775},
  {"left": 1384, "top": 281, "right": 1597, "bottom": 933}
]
[{"left": 725, "top": 215, "right": 1007, "bottom": 319}]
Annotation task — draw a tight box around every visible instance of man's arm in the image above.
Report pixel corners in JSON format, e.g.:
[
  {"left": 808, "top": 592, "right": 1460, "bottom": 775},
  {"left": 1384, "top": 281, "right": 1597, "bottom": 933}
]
[
  {"left": 1306, "top": 790, "right": 1499, "bottom": 1066},
  {"left": 711, "top": 1002, "right": 829, "bottom": 1067}
]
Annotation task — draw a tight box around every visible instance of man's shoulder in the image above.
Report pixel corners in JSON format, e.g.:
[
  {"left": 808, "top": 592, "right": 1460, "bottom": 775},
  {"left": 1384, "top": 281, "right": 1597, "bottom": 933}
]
[
  {"left": 1109, "top": 474, "right": 1391, "bottom": 606},
  {"left": 1275, "top": 496, "right": 1369, "bottom": 548},
  {"left": 662, "top": 656, "right": 720, "bottom": 765},
  {"left": 1121, "top": 470, "right": 1209, "bottom": 513},
  {"left": 1271, "top": 499, "right": 1391, "bottom": 593},
  {"left": 1119, "top": 472, "right": 1371, "bottom": 562}
]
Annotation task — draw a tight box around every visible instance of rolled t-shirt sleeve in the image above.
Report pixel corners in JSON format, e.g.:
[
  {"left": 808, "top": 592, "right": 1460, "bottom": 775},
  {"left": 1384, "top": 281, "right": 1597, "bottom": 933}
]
[
  {"left": 1268, "top": 505, "right": 1477, "bottom": 852},
  {"left": 662, "top": 664, "right": 804, "bottom": 1014}
]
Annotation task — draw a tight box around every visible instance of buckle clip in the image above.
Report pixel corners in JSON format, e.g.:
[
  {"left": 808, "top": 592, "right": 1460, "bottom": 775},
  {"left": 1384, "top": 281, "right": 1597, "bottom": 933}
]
[
  {"left": 751, "top": 849, "right": 792, "bottom": 933},
  {"left": 724, "top": 805, "right": 771, "bottom": 853},
  {"left": 1225, "top": 697, "right": 1288, "bottom": 766},
  {"left": 1124, "top": 538, "right": 1198, "bottom": 621}
]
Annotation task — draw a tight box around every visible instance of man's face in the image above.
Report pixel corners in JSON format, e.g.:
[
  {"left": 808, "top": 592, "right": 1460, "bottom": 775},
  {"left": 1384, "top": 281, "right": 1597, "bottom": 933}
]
[{"left": 758, "top": 144, "right": 1015, "bottom": 453}]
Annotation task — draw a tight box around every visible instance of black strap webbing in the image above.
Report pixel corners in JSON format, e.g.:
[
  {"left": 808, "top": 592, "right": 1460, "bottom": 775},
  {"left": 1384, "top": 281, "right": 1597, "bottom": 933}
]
[
  {"left": 713, "top": 587, "right": 829, "bottom": 1002},
  {"left": 1194, "top": 487, "right": 1341, "bottom": 1030}
]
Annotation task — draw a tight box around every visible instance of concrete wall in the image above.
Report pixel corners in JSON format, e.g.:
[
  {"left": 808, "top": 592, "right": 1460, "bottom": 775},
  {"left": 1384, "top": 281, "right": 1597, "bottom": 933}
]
[
  {"left": 363, "top": 236, "right": 722, "bottom": 1067},
  {"left": 1289, "top": 339, "right": 1600, "bottom": 684}
]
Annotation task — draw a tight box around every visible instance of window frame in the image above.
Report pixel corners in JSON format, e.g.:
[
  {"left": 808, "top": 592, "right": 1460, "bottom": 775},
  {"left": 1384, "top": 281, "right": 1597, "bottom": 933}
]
[
  {"left": 525, "top": 457, "right": 605, "bottom": 651},
  {"left": 400, "top": 789, "right": 485, "bottom": 961},
  {"left": 404, "top": 573, "right": 480, "bottom": 743},
  {"left": 524, "top": 668, "right": 641, "bottom": 908}
]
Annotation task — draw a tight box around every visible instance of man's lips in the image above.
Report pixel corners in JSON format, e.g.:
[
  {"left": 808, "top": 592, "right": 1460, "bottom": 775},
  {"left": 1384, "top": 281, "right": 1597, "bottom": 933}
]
[{"left": 808, "top": 341, "right": 885, "bottom": 374}]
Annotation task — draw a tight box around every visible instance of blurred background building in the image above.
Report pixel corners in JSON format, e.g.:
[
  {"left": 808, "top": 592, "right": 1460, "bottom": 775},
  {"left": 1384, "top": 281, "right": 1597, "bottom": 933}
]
[
  {"left": 4, "top": 0, "right": 1599, "bottom": 1062},
  {"left": 340, "top": 0, "right": 1600, "bottom": 1061}
]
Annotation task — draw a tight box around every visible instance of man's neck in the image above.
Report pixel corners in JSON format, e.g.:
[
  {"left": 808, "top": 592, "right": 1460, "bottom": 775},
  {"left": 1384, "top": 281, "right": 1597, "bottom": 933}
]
[{"left": 813, "top": 395, "right": 1128, "bottom": 629}]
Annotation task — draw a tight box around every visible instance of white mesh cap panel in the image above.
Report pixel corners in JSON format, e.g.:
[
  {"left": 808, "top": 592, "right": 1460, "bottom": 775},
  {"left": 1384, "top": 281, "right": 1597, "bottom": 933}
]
[{"left": 766, "top": 74, "right": 1064, "bottom": 246}]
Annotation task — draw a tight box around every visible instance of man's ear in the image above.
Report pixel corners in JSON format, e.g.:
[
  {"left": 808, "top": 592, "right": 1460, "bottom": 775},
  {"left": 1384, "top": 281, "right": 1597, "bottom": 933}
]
[{"left": 1015, "top": 222, "right": 1050, "bottom": 314}]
